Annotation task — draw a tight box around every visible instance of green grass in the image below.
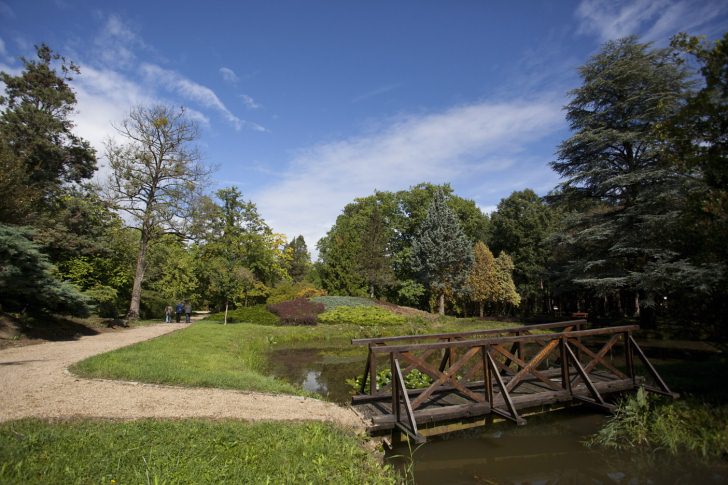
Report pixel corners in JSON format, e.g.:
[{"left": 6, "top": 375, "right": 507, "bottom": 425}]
[
  {"left": 71, "top": 318, "right": 518, "bottom": 396},
  {"left": 0, "top": 419, "right": 396, "bottom": 484},
  {"left": 587, "top": 387, "right": 728, "bottom": 459},
  {"left": 203, "top": 305, "right": 279, "bottom": 325},
  {"left": 318, "top": 306, "right": 407, "bottom": 326},
  {"left": 311, "top": 296, "right": 377, "bottom": 310}
]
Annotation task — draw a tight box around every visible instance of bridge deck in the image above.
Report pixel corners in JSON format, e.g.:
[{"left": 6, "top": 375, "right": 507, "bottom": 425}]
[{"left": 350, "top": 321, "right": 674, "bottom": 441}]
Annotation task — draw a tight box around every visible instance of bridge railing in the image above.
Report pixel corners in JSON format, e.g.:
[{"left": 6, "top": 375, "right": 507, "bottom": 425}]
[{"left": 351, "top": 323, "right": 675, "bottom": 443}]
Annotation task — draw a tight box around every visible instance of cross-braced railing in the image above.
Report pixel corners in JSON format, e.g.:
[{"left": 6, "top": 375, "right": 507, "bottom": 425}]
[{"left": 352, "top": 322, "right": 675, "bottom": 443}]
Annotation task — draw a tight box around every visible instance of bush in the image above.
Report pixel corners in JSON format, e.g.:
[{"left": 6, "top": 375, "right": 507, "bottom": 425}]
[
  {"left": 311, "top": 296, "right": 376, "bottom": 310},
  {"left": 204, "top": 305, "right": 279, "bottom": 325},
  {"left": 318, "top": 306, "right": 406, "bottom": 326},
  {"left": 267, "top": 282, "right": 326, "bottom": 305},
  {"left": 587, "top": 387, "right": 728, "bottom": 458},
  {"left": 267, "top": 298, "right": 325, "bottom": 326}
]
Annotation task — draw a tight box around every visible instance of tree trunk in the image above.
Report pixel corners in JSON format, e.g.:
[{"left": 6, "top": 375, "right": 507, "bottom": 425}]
[
  {"left": 127, "top": 234, "right": 150, "bottom": 320},
  {"left": 634, "top": 292, "right": 641, "bottom": 318},
  {"left": 224, "top": 300, "right": 229, "bottom": 325},
  {"left": 479, "top": 301, "right": 484, "bottom": 319},
  {"left": 438, "top": 292, "right": 445, "bottom": 315},
  {"left": 369, "top": 284, "right": 375, "bottom": 299}
]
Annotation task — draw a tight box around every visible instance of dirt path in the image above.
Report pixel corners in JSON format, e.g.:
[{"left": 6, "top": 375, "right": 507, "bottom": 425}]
[{"left": 0, "top": 323, "right": 364, "bottom": 430}]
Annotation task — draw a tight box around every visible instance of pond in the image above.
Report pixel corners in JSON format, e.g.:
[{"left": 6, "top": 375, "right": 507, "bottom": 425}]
[
  {"left": 266, "top": 345, "right": 727, "bottom": 484},
  {"left": 386, "top": 408, "right": 728, "bottom": 484}
]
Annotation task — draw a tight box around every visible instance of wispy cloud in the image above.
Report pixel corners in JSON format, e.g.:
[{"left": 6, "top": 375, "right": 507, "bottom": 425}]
[
  {"left": 240, "top": 94, "right": 261, "bottom": 110},
  {"left": 140, "top": 63, "right": 266, "bottom": 131},
  {"left": 0, "top": 1, "right": 15, "bottom": 19},
  {"left": 352, "top": 83, "right": 402, "bottom": 103},
  {"left": 576, "top": 0, "right": 728, "bottom": 43},
  {"left": 93, "top": 14, "right": 146, "bottom": 68},
  {"left": 219, "top": 66, "right": 238, "bottom": 83},
  {"left": 254, "top": 97, "right": 564, "bottom": 256}
]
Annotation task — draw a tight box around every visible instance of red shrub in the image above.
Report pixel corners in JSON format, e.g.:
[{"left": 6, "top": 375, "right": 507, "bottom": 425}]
[{"left": 267, "top": 298, "right": 325, "bottom": 326}]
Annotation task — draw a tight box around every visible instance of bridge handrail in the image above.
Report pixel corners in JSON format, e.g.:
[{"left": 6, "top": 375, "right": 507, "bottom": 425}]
[
  {"left": 368, "top": 324, "right": 640, "bottom": 354},
  {"left": 351, "top": 319, "right": 587, "bottom": 346}
]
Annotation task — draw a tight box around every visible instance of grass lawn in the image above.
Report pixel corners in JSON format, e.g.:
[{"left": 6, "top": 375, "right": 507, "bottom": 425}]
[
  {"left": 0, "top": 419, "right": 396, "bottom": 484},
  {"left": 70, "top": 315, "right": 519, "bottom": 396}
]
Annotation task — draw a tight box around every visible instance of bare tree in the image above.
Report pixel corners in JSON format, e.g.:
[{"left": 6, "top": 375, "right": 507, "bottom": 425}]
[{"left": 105, "top": 105, "right": 211, "bottom": 320}]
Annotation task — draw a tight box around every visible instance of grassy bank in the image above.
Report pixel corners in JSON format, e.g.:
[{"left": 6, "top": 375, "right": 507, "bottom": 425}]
[
  {"left": 71, "top": 317, "right": 517, "bottom": 396},
  {"left": 0, "top": 419, "right": 396, "bottom": 484}
]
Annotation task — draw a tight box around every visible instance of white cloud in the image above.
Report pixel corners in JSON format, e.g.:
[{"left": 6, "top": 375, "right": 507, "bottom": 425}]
[
  {"left": 140, "top": 63, "right": 257, "bottom": 131},
  {"left": 352, "top": 83, "right": 402, "bottom": 103},
  {"left": 253, "top": 98, "right": 564, "bottom": 257},
  {"left": 0, "top": 37, "right": 6, "bottom": 57},
  {"left": 93, "top": 14, "right": 145, "bottom": 68},
  {"left": 219, "top": 67, "right": 239, "bottom": 83},
  {"left": 240, "top": 94, "right": 261, "bottom": 110},
  {"left": 576, "top": 0, "right": 728, "bottom": 43}
]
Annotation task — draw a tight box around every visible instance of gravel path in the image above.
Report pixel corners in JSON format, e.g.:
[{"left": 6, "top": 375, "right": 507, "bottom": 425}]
[{"left": 0, "top": 323, "right": 364, "bottom": 430}]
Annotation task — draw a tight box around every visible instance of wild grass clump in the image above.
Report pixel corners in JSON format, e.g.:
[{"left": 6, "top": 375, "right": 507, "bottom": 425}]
[
  {"left": 267, "top": 298, "right": 325, "bottom": 325},
  {"left": 0, "top": 419, "right": 396, "bottom": 484},
  {"left": 318, "top": 306, "right": 407, "bottom": 326},
  {"left": 587, "top": 387, "right": 728, "bottom": 458},
  {"left": 204, "top": 305, "right": 279, "bottom": 325}
]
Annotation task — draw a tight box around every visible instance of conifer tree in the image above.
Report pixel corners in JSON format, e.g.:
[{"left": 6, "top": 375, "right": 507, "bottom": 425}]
[
  {"left": 494, "top": 251, "right": 521, "bottom": 311},
  {"left": 412, "top": 189, "right": 474, "bottom": 315}
]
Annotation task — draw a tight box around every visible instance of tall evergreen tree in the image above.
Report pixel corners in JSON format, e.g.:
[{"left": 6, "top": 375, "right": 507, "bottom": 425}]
[
  {"left": 285, "top": 235, "right": 312, "bottom": 283},
  {"left": 550, "top": 36, "right": 692, "bottom": 315},
  {"left": 357, "top": 205, "right": 395, "bottom": 298},
  {"left": 412, "top": 189, "right": 474, "bottom": 315},
  {"left": 0, "top": 44, "right": 95, "bottom": 223}
]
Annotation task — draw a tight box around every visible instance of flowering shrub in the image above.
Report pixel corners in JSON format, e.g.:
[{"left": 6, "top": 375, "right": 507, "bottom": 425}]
[{"left": 267, "top": 298, "right": 325, "bottom": 326}]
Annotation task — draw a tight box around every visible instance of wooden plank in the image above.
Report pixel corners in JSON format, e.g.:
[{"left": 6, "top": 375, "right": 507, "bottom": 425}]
[
  {"left": 492, "top": 344, "right": 561, "bottom": 391},
  {"left": 506, "top": 339, "right": 560, "bottom": 392},
  {"left": 568, "top": 338, "right": 626, "bottom": 379},
  {"left": 406, "top": 347, "right": 484, "bottom": 409},
  {"left": 582, "top": 334, "right": 622, "bottom": 375},
  {"left": 370, "top": 325, "right": 640, "bottom": 354},
  {"left": 392, "top": 356, "right": 421, "bottom": 440},
  {"left": 351, "top": 320, "right": 587, "bottom": 346},
  {"left": 486, "top": 350, "right": 525, "bottom": 425},
  {"left": 564, "top": 341, "right": 607, "bottom": 406},
  {"left": 629, "top": 335, "right": 678, "bottom": 398}
]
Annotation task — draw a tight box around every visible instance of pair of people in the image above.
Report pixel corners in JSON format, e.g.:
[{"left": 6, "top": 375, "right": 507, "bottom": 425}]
[{"left": 165, "top": 301, "right": 192, "bottom": 323}]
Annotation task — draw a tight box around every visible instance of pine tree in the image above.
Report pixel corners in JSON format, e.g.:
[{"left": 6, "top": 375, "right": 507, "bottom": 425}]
[
  {"left": 550, "top": 36, "right": 693, "bottom": 313},
  {"left": 494, "top": 251, "right": 521, "bottom": 311},
  {"left": 357, "top": 205, "right": 394, "bottom": 298},
  {"left": 285, "top": 235, "right": 312, "bottom": 283},
  {"left": 412, "top": 189, "right": 474, "bottom": 315}
]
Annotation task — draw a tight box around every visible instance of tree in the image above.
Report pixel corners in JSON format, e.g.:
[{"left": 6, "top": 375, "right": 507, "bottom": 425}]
[
  {"left": 412, "top": 189, "right": 474, "bottom": 315},
  {"left": 0, "top": 223, "right": 90, "bottom": 315},
  {"left": 550, "top": 37, "right": 691, "bottom": 316},
  {"left": 105, "top": 105, "right": 210, "bottom": 320},
  {"left": 467, "top": 242, "right": 499, "bottom": 318},
  {"left": 0, "top": 44, "right": 95, "bottom": 223},
  {"left": 284, "top": 235, "right": 311, "bottom": 282},
  {"left": 490, "top": 189, "right": 559, "bottom": 314},
  {"left": 357, "top": 205, "right": 395, "bottom": 298},
  {"left": 494, "top": 251, "right": 521, "bottom": 312}
]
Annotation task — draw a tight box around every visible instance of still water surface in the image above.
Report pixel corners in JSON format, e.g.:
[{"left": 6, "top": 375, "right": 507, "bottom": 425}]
[{"left": 267, "top": 346, "right": 727, "bottom": 484}]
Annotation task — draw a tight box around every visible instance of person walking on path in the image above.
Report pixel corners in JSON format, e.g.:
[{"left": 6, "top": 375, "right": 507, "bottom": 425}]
[
  {"left": 184, "top": 301, "right": 192, "bottom": 323},
  {"left": 164, "top": 305, "right": 173, "bottom": 323},
  {"left": 175, "top": 302, "right": 184, "bottom": 323}
]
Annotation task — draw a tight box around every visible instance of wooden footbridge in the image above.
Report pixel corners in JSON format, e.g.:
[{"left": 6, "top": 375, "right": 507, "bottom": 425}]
[{"left": 350, "top": 320, "right": 676, "bottom": 443}]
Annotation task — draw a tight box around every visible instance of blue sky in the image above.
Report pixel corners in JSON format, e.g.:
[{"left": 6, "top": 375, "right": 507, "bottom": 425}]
[{"left": 1, "top": 0, "right": 727, "bottom": 256}]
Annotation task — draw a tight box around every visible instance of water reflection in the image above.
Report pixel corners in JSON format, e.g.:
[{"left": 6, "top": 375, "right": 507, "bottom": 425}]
[{"left": 387, "top": 409, "right": 727, "bottom": 485}]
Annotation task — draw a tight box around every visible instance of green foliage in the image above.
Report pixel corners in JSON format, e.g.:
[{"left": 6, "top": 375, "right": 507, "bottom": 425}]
[
  {"left": 395, "top": 279, "right": 426, "bottom": 308},
  {"left": 468, "top": 241, "right": 499, "bottom": 315},
  {"left": 550, "top": 37, "right": 694, "bottom": 304},
  {"left": 311, "top": 295, "right": 377, "bottom": 310},
  {"left": 284, "top": 235, "right": 312, "bottom": 282},
  {"left": 267, "top": 281, "right": 326, "bottom": 304},
  {"left": 318, "top": 306, "right": 406, "bottom": 326},
  {"left": 83, "top": 285, "right": 118, "bottom": 318},
  {"left": 348, "top": 368, "right": 433, "bottom": 392},
  {"left": 494, "top": 251, "right": 521, "bottom": 309},
  {"left": 412, "top": 189, "right": 474, "bottom": 314},
  {"left": 204, "top": 304, "right": 279, "bottom": 325},
  {"left": 0, "top": 44, "right": 95, "bottom": 223},
  {"left": 490, "top": 189, "right": 559, "bottom": 314},
  {"left": 588, "top": 388, "right": 728, "bottom": 459},
  {"left": 0, "top": 419, "right": 396, "bottom": 484},
  {"left": 0, "top": 224, "right": 90, "bottom": 316}
]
